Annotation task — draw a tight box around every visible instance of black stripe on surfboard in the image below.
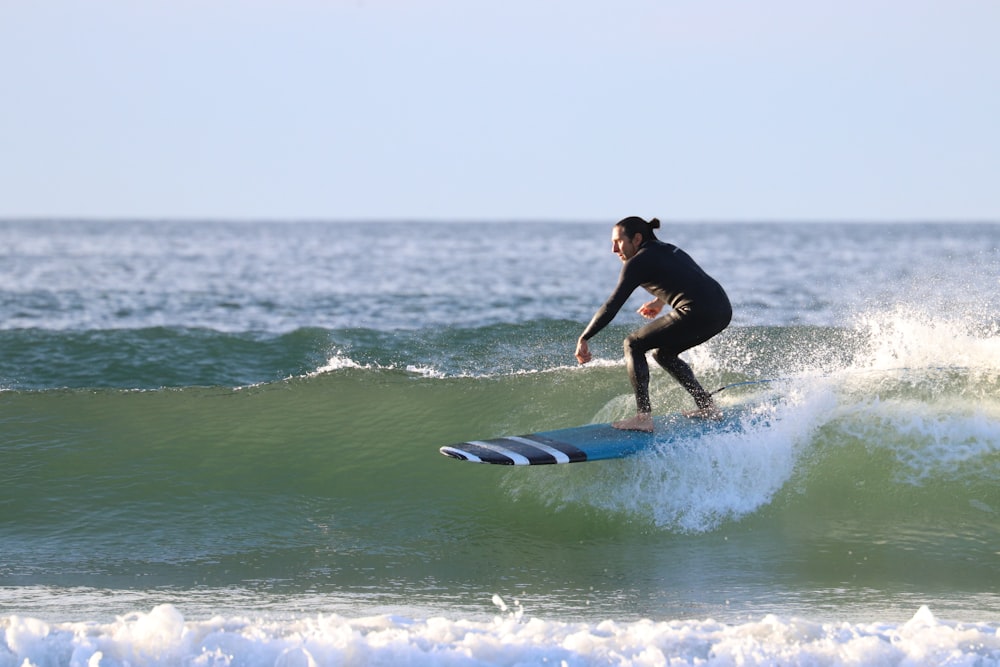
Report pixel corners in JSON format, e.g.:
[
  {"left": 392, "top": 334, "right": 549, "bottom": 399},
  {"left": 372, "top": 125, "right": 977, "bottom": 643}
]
[
  {"left": 513, "top": 434, "right": 588, "bottom": 463},
  {"left": 440, "top": 434, "right": 589, "bottom": 465}
]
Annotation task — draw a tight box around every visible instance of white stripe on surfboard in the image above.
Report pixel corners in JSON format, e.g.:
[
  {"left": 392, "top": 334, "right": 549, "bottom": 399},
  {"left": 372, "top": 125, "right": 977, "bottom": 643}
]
[
  {"left": 468, "top": 440, "right": 532, "bottom": 466},
  {"left": 504, "top": 436, "right": 572, "bottom": 464}
]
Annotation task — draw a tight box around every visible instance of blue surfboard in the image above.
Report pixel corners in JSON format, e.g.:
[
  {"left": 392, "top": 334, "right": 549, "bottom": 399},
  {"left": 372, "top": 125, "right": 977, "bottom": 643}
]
[{"left": 439, "top": 402, "right": 767, "bottom": 465}]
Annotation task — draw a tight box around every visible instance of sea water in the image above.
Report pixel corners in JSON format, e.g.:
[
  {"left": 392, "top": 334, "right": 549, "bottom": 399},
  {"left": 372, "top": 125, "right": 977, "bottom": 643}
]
[{"left": 1, "top": 220, "right": 999, "bottom": 665}]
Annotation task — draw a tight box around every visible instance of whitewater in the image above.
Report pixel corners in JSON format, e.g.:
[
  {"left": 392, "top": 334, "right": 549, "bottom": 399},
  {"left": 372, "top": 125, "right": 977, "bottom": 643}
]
[{"left": 1, "top": 220, "right": 999, "bottom": 665}]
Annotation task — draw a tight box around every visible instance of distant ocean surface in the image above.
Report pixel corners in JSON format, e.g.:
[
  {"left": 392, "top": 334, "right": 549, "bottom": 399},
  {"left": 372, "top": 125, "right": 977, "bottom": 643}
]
[{"left": 2, "top": 219, "right": 999, "bottom": 665}]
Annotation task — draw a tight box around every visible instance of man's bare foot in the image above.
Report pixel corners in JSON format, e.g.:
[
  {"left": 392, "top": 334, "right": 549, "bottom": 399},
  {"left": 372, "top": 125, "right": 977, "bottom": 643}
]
[
  {"left": 612, "top": 413, "right": 654, "bottom": 432},
  {"left": 683, "top": 406, "right": 723, "bottom": 420}
]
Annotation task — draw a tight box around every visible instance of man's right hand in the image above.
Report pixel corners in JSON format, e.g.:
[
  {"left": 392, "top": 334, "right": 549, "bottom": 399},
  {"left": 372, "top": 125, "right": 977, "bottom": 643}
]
[
  {"left": 575, "top": 338, "right": 592, "bottom": 364},
  {"left": 638, "top": 299, "right": 664, "bottom": 319}
]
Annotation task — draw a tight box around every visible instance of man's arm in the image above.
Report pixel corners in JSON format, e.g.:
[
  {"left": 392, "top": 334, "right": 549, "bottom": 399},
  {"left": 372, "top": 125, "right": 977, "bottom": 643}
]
[{"left": 579, "top": 263, "right": 641, "bottom": 341}]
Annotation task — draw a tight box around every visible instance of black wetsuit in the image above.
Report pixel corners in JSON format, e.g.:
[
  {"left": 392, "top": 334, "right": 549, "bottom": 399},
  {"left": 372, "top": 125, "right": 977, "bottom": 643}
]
[{"left": 581, "top": 240, "right": 732, "bottom": 413}]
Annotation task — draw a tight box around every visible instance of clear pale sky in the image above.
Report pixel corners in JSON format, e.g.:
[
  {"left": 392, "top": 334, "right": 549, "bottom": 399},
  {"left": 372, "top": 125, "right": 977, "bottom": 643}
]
[{"left": 2, "top": 0, "right": 998, "bottom": 222}]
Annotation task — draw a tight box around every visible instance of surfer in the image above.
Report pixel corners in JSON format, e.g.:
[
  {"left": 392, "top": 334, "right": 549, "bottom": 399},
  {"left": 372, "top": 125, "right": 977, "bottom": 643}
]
[{"left": 575, "top": 216, "right": 732, "bottom": 432}]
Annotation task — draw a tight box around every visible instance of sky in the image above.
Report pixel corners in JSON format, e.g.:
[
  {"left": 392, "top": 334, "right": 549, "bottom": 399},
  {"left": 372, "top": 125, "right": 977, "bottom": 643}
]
[{"left": 1, "top": 0, "right": 998, "bottom": 222}]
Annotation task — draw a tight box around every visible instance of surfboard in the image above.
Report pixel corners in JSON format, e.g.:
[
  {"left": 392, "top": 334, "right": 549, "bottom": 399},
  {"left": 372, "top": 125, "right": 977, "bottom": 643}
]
[{"left": 439, "top": 402, "right": 765, "bottom": 465}]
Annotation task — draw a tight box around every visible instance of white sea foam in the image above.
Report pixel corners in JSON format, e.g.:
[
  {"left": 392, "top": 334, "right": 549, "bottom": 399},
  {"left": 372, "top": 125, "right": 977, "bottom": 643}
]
[
  {"left": 3, "top": 604, "right": 1000, "bottom": 667},
  {"left": 310, "top": 354, "right": 446, "bottom": 379},
  {"left": 310, "top": 352, "right": 622, "bottom": 380},
  {"left": 313, "top": 354, "right": 368, "bottom": 373}
]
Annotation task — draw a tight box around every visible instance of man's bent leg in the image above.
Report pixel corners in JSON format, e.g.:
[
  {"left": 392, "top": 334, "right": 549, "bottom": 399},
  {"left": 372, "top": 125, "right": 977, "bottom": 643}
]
[
  {"left": 645, "top": 309, "right": 728, "bottom": 416},
  {"left": 654, "top": 352, "right": 717, "bottom": 414}
]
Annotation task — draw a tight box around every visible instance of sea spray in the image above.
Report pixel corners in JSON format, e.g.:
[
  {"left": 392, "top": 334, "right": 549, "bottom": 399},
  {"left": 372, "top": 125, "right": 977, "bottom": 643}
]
[{"left": 501, "top": 391, "right": 829, "bottom": 533}]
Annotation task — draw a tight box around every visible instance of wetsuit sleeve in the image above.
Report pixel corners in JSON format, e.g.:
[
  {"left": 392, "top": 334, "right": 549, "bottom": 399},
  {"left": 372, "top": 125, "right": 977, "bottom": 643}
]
[{"left": 580, "top": 262, "right": 642, "bottom": 340}]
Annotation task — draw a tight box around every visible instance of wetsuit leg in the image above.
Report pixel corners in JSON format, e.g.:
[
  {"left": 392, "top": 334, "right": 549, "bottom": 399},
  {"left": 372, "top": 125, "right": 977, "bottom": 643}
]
[
  {"left": 623, "top": 334, "right": 654, "bottom": 414},
  {"left": 653, "top": 353, "right": 713, "bottom": 410},
  {"left": 623, "top": 309, "right": 729, "bottom": 412}
]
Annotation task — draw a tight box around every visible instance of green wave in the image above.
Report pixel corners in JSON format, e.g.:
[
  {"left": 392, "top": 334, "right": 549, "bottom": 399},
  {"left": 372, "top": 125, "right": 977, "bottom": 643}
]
[{"left": 2, "top": 354, "right": 999, "bottom": 601}]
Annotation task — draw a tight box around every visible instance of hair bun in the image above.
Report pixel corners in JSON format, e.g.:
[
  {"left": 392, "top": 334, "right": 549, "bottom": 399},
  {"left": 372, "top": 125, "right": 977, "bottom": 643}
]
[{"left": 649, "top": 218, "right": 661, "bottom": 229}]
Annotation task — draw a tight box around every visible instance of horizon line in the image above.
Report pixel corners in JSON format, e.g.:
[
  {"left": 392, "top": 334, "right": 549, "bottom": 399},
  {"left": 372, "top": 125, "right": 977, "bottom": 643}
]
[{"left": 1, "top": 216, "right": 997, "bottom": 225}]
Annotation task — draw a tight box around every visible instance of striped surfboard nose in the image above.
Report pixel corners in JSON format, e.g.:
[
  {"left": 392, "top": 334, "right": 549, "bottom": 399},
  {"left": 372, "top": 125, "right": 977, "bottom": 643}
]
[{"left": 439, "top": 434, "right": 588, "bottom": 465}]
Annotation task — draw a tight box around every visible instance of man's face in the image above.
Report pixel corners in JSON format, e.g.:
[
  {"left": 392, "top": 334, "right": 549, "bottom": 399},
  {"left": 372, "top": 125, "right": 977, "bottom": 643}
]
[{"left": 611, "top": 226, "right": 642, "bottom": 262}]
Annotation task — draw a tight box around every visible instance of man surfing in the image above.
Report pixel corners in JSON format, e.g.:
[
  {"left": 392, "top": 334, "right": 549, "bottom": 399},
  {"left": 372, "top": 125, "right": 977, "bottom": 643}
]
[{"left": 575, "top": 216, "right": 732, "bottom": 432}]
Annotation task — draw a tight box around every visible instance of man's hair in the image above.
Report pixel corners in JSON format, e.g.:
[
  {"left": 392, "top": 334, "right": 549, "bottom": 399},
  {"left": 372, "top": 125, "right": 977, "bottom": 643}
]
[{"left": 615, "top": 216, "right": 660, "bottom": 242}]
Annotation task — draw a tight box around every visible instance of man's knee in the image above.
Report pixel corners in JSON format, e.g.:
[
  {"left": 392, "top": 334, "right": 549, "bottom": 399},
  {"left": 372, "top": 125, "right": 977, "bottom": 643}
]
[
  {"left": 623, "top": 334, "right": 641, "bottom": 357},
  {"left": 624, "top": 336, "right": 656, "bottom": 372},
  {"left": 652, "top": 348, "right": 679, "bottom": 368}
]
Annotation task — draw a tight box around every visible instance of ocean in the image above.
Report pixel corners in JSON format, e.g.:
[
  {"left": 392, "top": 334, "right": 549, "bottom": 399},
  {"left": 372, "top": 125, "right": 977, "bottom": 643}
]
[{"left": 1, "top": 219, "right": 999, "bottom": 665}]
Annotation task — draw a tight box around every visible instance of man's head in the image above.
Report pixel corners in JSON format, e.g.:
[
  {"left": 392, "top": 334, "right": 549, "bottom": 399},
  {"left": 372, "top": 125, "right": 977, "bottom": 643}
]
[{"left": 611, "top": 216, "right": 660, "bottom": 262}]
